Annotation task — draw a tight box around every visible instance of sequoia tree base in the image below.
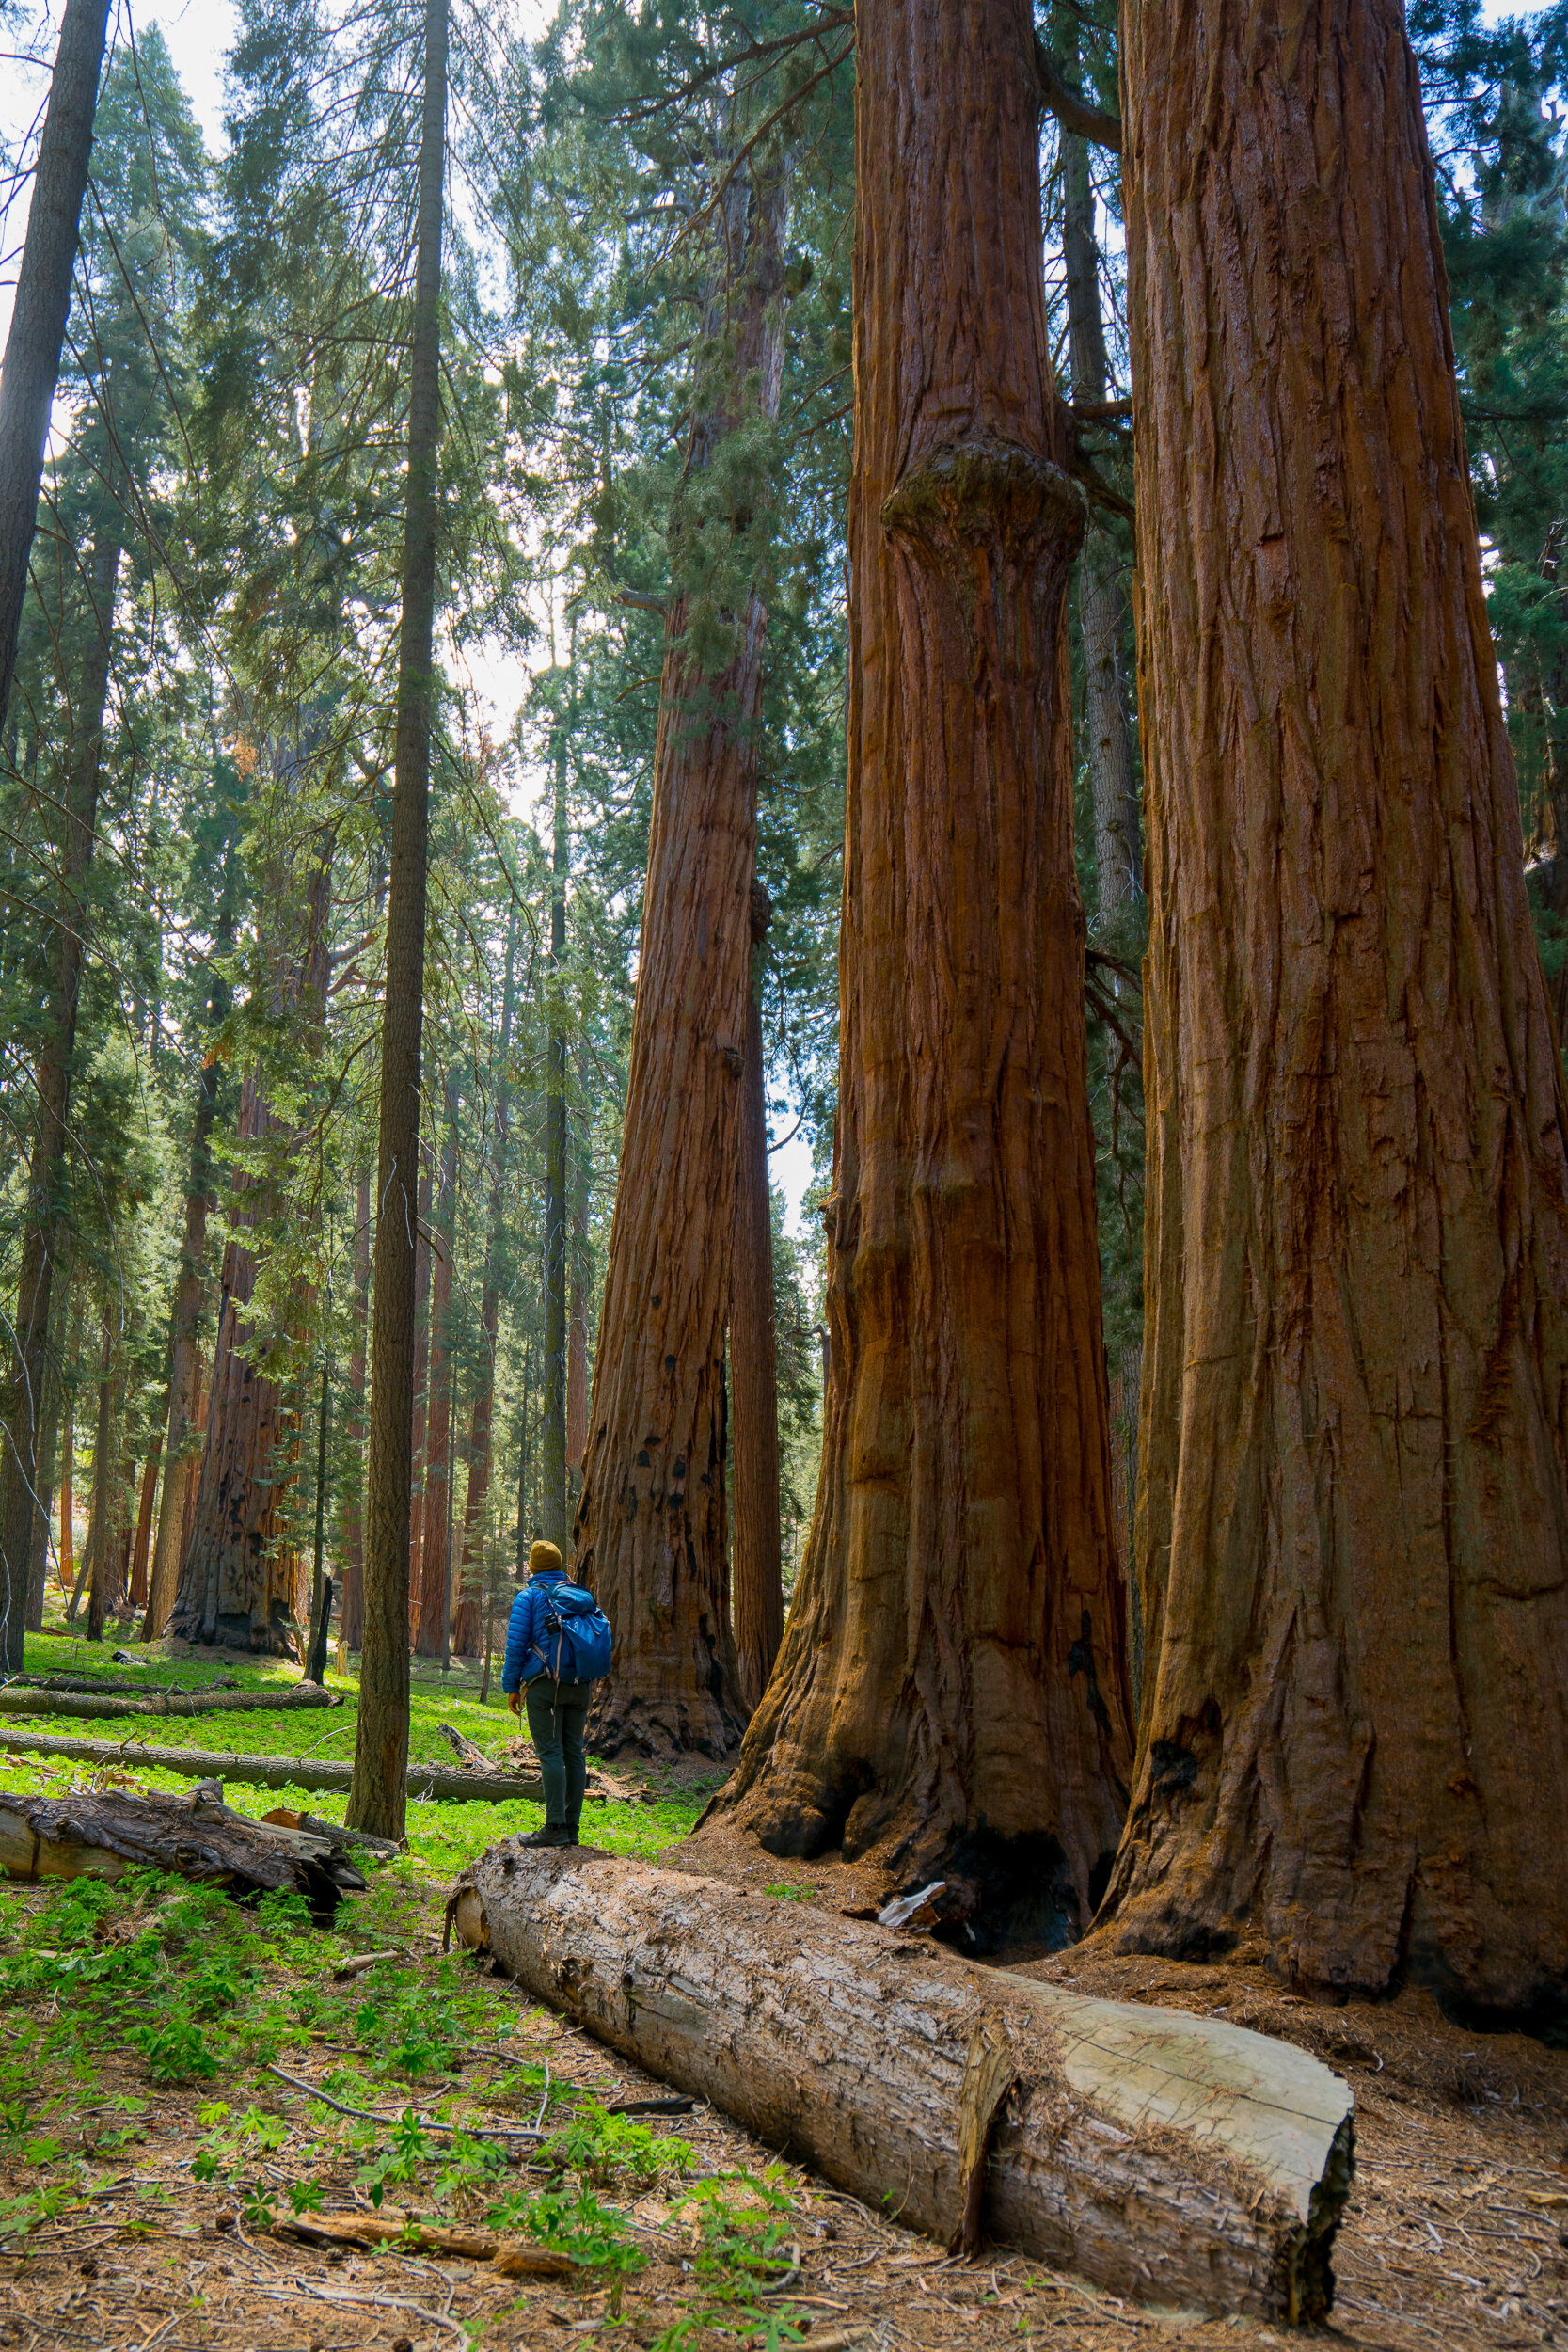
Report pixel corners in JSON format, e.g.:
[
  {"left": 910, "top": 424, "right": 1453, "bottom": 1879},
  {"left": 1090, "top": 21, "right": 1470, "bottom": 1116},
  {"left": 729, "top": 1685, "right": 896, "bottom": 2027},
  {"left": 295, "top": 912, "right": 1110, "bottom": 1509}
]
[{"left": 444, "top": 1841, "right": 1354, "bottom": 2320}]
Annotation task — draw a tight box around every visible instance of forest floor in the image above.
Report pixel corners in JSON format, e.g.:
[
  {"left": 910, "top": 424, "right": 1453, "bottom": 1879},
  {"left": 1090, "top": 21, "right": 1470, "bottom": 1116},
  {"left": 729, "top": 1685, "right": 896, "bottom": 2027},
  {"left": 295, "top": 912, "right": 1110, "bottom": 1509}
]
[{"left": 0, "top": 1627, "right": 1562, "bottom": 2351}]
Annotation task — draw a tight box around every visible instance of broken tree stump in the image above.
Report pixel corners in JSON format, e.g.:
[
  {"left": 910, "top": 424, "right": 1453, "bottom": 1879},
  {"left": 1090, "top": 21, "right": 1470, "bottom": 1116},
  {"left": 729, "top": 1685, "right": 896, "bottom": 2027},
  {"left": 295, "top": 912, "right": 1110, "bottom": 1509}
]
[
  {"left": 0, "top": 1784, "right": 366, "bottom": 1912},
  {"left": 445, "top": 1844, "right": 1354, "bottom": 2322},
  {"left": 0, "top": 1681, "right": 339, "bottom": 1723}
]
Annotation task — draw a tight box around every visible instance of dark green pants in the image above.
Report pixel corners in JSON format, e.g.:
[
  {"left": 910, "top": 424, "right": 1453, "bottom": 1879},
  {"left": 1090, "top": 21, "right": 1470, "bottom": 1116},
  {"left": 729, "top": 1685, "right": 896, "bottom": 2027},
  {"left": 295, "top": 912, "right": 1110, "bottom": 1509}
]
[{"left": 525, "top": 1677, "right": 591, "bottom": 1836}]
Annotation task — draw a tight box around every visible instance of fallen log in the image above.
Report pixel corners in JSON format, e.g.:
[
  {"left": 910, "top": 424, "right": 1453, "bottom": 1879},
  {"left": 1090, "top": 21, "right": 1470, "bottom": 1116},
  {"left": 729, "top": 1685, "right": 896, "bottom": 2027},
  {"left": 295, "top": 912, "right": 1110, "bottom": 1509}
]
[
  {"left": 272, "top": 2211, "right": 574, "bottom": 2275},
  {"left": 0, "top": 1731, "right": 549, "bottom": 1804},
  {"left": 0, "top": 1784, "right": 366, "bottom": 1912},
  {"left": 5, "top": 1674, "right": 240, "bottom": 1695},
  {"left": 0, "top": 1681, "right": 339, "bottom": 1723},
  {"left": 445, "top": 1844, "right": 1354, "bottom": 2323}
]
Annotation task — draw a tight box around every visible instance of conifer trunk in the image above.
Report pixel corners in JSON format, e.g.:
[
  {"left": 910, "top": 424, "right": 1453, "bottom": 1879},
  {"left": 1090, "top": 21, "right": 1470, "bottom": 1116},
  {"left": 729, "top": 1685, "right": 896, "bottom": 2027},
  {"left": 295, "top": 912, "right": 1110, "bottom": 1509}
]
[
  {"left": 0, "top": 0, "right": 112, "bottom": 732},
  {"left": 574, "top": 167, "right": 793, "bottom": 1759},
  {"left": 709, "top": 0, "right": 1132, "bottom": 1929},
  {"left": 543, "top": 727, "right": 570, "bottom": 1548},
  {"left": 451, "top": 917, "right": 516, "bottom": 1655},
  {"left": 416, "top": 1091, "right": 458, "bottom": 1657},
  {"left": 407, "top": 1152, "right": 435, "bottom": 1635},
  {"left": 86, "top": 1312, "right": 113, "bottom": 1643},
  {"left": 128, "top": 1442, "right": 159, "bottom": 1610},
  {"left": 25, "top": 1277, "right": 68, "bottom": 1628},
  {"left": 340, "top": 1173, "right": 370, "bottom": 1652},
  {"left": 348, "top": 0, "right": 446, "bottom": 1838},
  {"left": 731, "top": 882, "right": 783, "bottom": 1712},
  {"left": 0, "top": 528, "right": 119, "bottom": 1670},
  {"left": 1101, "top": 0, "right": 1568, "bottom": 2013},
  {"left": 567, "top": 1139, "right": 590, "bottom": 1475},
  {"left": 1061, "top": 108, "right": 1138, "bottom": 914}
]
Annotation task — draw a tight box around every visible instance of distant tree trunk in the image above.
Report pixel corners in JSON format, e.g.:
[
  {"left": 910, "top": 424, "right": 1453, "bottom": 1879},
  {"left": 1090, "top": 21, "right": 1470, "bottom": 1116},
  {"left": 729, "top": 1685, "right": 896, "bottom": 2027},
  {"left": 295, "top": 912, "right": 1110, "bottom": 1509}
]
[
  {"left": 340, "top": 1172, "right": 370, "bottom": 1651},
  {"left": 86, "top": 1311, "right": 113, "bottom": 1643},
  {"left": 415, "top": 1087, "right": 458, "bottom": 1657},
  {"left": 451, "top": 914, "right": 517, "bottom": 1657},
  {"left": 167, "top": 860, "right": 331, "bottom": 1652},
  {"left": 57, "top": 1288, "right": 80, "bottom": 1596},
  {"left": 574, "top": 162, "right": 794, "bottom": 1760},
  {"left": 567, "top": 1132, "right": 590, "bottom": 1476},
  {"left": 0, "top": 0, "right": 113, "bottom": 734},
  {"left": 407, "top": 1151, "right": 435, "bottom": 1637},
  {"left": 128, "top": 1441, "right": 159, "bottom": 1609},
  {"left": 731, "top": 882, "right": 783, "bottom": 1713},
  {"left": 710, "top": 0, "right": 1132, "bottom": 1931},
  {"left": 25, "top": 1275, "right": 68, "bottom": 1628},
  {"left": 1061, "top": 101, "right": 1138, "bottom": 915},
  {"left": 542, "top": 724, "right": 570, "bottom": 1548},
  {"left": 514, "top": 1344, "right": 534, "bottom": 1580},
  {"left": 0, "top": 527, "right": 119, "bottom": 1671},
  {"left": 1101, "top": 0, "right": 1568, "bottom": 2015},
  {"left": 348, "top": 0, "right": 446, "bottom": 1838},
  {"left": 142, "top": 912, "right": 231, "bottom": 1643}
]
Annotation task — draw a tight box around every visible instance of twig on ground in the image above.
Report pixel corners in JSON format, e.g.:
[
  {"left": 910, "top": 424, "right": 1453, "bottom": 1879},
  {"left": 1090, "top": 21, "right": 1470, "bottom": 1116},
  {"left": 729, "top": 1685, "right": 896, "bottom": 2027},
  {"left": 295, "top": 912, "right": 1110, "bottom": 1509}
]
[{"left": 262, "top": 2062, "right": 548, "bottom": 2142}]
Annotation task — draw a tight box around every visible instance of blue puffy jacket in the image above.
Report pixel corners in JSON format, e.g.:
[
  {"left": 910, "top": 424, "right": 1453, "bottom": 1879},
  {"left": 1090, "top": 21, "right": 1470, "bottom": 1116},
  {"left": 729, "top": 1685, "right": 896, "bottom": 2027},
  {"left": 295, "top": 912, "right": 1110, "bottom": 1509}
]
[{"left": 501, "top": 1570, "right": 567, "bottom": 1694}]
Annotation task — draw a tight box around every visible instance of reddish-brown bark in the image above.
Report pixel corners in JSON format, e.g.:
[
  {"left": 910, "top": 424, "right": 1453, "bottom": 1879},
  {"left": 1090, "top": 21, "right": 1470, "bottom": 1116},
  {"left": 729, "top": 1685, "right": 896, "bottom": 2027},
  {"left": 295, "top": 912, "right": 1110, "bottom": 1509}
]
[
  {"left": 731, "top": 882, "right": 783, "bottom": 1713},
  {"left": 707, "top": 0, "right": 1132, "bottom": 1933},
  {"left": 1100, "top": 0, "right": 1568, "bottom": 2013},
  {"left": 128, "top": 1443, "right": 159, "bottom": 1610},
  {"left": 167, "top": 863, "right": 331, "bottom": 1653},
  {"left": 574, "top": 168, "right": 791, "bottom": 1759},
  {"left": 339, "top": 1173, "right": 370, "bottom": 1652}
]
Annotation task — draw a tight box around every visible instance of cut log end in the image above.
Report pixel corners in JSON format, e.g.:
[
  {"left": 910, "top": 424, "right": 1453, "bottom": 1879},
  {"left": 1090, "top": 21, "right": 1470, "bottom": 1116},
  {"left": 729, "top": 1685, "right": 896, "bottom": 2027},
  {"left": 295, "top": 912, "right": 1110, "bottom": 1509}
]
[{"left": 444, "top": 1841, "right": 1354, "bottom": 2322}]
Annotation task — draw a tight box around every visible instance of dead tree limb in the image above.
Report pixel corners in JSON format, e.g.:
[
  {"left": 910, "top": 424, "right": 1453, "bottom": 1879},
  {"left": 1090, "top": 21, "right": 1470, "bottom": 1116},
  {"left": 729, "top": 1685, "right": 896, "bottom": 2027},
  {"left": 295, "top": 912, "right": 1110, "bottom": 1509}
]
[
  {"left": 0, "top": 1728, "right": 553, "bottom": 1803},
  {"left": 0, "top": 1681, "right": 340, "bottom": 1722},
  {"left": 0, "top": 1784, "right": 365, "bottom": 1910},
  {"left": 445, "top": 1845, "right": 1354, "bottom": 2322}
]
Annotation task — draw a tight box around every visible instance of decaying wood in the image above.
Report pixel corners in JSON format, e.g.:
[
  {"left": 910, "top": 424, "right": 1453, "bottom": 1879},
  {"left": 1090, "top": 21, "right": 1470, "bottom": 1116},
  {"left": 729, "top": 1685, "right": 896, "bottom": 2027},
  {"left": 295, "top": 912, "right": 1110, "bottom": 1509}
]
[
  {"left": 438, "top": 1721, "right": 489, "bottom": 1770},
  {"left": 260, "top": 1806, "right": 401, "bottom": 1856},
  {"left": 0, "top": 1680, "right": 339, "bottom": 1721},
  {"left": 0, "top": 1784, "right": 366, "bottom": 1910},
  {"left": 0, "top": 1729, "right": 553, "bottom": 1803},
  {"left": 7, "top": 1673, "right": 240, "bottom": 1694},
  {"left": 273, "top": 2211, "right": 573, "bottom": 2274},
  {"left": 445, "top": 1844, "right": 1354, "bottom": 2322}
]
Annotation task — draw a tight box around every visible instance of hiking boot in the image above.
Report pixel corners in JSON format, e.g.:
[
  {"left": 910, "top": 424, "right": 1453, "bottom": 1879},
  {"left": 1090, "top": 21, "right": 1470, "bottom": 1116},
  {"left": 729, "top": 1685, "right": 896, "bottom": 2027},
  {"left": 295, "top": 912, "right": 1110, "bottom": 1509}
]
[{"left": 518, "top": 1825, "right": 571, "bottom": 1849}]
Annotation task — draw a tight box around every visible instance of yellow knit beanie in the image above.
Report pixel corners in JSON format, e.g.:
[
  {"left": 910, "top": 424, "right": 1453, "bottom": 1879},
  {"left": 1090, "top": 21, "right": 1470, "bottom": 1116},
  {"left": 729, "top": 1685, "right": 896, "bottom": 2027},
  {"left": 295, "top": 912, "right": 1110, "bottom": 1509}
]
[{"left": 528, "top": 1539, "right": 563, "bottom": 1579}]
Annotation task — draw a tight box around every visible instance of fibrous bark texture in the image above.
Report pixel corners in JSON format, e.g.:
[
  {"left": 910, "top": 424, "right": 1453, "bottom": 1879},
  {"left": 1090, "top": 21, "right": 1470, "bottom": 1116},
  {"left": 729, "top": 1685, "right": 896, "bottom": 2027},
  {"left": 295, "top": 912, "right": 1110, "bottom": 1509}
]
[
  {"left": 731, "top": 881, "right": 783, "bottom": 1711},
  {"left": 0, "top": 0, "right": 112, "bottom": 732},
  {"left": 1102, "top": 0, "right": 1568, "bottom": 2015},
  {"left": 348, "top": 0, "right": 445, "bottom": 1840},
  {"left": 574, "top": 167, "right": 791, "bottom": 1758},
  {"left": 447, "top": 1843, "right": 1354, "bottom": 2321},
  {"left": 709, "top": 0, "right": 1132, "bottom": 1929}
]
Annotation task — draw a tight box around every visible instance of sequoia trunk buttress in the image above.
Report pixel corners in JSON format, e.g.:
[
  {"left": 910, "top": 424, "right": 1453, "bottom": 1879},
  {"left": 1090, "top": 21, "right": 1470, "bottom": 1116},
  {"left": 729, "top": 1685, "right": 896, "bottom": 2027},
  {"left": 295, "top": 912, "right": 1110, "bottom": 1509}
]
[
  {"left": 707, "top": 0, "right": 1133, "bottom": 1932},
  {"left": 348, "top": 0, "right": 446, "bottom": 1839},
  {"left": 1101, "top": 0, "right": 1568, "bottom": 2013},
  {"left": 731, "top": 881, "right": 783, "bottom": 1712},
  {"left": 573, "top": 166, "right": 792, "bottom": 1759}
]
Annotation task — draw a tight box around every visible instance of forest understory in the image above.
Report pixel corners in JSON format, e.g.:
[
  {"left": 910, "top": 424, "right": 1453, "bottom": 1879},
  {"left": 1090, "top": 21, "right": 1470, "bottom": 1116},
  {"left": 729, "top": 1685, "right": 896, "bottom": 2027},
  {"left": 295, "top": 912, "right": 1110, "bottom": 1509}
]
[{"left": 0, "top": 1640, "right": 1561, "bottom": 2352}]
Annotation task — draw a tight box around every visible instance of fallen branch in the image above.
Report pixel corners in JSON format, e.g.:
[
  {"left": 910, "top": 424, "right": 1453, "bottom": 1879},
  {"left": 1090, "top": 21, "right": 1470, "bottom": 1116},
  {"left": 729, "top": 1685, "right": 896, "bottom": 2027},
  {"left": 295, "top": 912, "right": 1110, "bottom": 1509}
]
[
  {"left": 0, "top": 1785, "right": 365, "bottom": 1911},
  {"left": 4, "top": 1674, "right": 240, "bottom": 1695},
  {"left": 262, "top": 2061, "right": 551, "bottom": 2141},
  {"left": 445, "top": 1846, "right": 1354, "bottom": 2322},
  {"left": 0, "top": 1681, "right": 340, "bottom": 1723},
  {"left": 272, "top": 2209, "right": 574, "bottom": 2274},
  {"left": 0, "top": 1730, "right": 551, "bottom": 1804}
]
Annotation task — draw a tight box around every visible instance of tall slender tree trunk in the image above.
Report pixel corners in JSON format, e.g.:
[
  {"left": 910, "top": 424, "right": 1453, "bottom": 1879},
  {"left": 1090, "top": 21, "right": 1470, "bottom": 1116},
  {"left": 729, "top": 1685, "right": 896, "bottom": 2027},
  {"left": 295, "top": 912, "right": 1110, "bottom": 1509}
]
[
  {"left": 451, "top": 916, "right": 517, "bottom": 1657},
  {"left": 0, "top": 526, "right": 119, "bottom": 1670},
  {"left": 709, "top": 0, "right": 1132, "bottom": 1935},
  {"left": 416, "top": 1085, "right": 458, "bottom": 1656},
  {"left": 1060, "top": 93, "right": 1139, "bottom": 916},
  {"left": 1101, "top": 0, "right": 1568, "bottom": 2015},
  {"left": 56, "top": 1280, "right": 81, "bottom": 1598},
  {"left": 567, "top": 1133, "right": 590, "bottom": 1476},
  {"left": 86, "top": 1310, "right": 113, "bottom": 1643},
  {"left": 349, "top": 0, "right": 446, "bottom": 1836},
  {"left": 542, "top": 723, "right": 570, "bottom": 1548},
  {"left": 407, "top": 1151, "right": 435, "bottom": 1636},
  {"left": 142, "top": 887, "right": 233, "bottom": 1642},
  {"left": 25, "top": 1272, "right": 69, "bottom": 1628},
  {"left": 0, "top": 0, "right": 112, "bottom": 733},
  {"left": 167, "top": 861, "right": 331, "bottom": 1651},
  {"left": 731, "top": 881, "right": 783, "bottom": 1713},
  {"left": 128, "top": 1441, "right": 159, "bottom": 1609},
  {"left": 340, "top": 1172, "right": 371, "bottom": 1651},
  {"left": 574, "top": 162, "right": 794, "bottom": 1760}
]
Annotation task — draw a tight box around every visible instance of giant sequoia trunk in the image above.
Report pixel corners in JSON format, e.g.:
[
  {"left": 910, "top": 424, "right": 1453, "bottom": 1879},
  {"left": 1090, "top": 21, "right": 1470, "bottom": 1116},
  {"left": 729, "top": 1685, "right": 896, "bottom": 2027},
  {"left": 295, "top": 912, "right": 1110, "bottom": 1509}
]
[
  {"left": 708, "top": 0, "right": 1133, "bottom": 1930},
  {"left": 1101, "top": 0, "right": 1568, "bottom": 2015},
  {"left": 0, "top": 0, "right": 113, "bottom": 732},
  {"left": 0, "top": 529, "right": 119, "bottom": 1670},
  {"left": 347, "top": 0, "right": 446, "bottom": 1839},
  {"left": 573, "top": 168, "right": 792, "bottom": 1758},
  {"left": 167, "top": 864, "right": 331, "bottom": 1653},
  {"left": 730, "top": 881, "right": 783, "bottom": 1711}
]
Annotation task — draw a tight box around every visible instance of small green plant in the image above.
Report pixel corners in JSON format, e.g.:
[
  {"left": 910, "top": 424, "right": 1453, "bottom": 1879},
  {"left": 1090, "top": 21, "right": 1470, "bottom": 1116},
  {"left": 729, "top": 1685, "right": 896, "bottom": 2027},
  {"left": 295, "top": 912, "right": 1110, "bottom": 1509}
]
[
  {"left": 763, "top": 1883, "right": 813, "bottom": 1904},
  {"left": 543, "top": 2102, "right": 691, "bottom": 2190},
  {"left": 135, "top": 2012, "right": 218, "bottom": 2086},
  {"left": 518, "top": 2185, "right": 645, "bottom": 2315},
  {"left": 653, "top": 2174, "right": 809, "bottom": 2352}
]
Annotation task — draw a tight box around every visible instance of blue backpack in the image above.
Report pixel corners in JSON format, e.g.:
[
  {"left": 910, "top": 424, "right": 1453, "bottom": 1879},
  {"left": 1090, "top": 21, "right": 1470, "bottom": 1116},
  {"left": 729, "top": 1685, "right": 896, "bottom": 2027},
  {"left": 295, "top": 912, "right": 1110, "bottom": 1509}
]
[{"left": 531, "top": 1581, "right": 613, "bottom": 1683}]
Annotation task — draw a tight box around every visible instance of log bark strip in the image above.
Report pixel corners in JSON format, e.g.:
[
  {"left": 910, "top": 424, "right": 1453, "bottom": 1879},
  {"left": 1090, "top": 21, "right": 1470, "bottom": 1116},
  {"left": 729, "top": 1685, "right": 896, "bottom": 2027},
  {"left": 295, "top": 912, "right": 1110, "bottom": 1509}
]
[
  {"left": 0, "top": 1784, "right": 365, "bottom": 1910},
  {"left": 0, "top": 1729, "right": 570, "bottom": 1804},
  {"left": 0, "top": 1681, "right": 339, "bottom": 1721},
  {"left": 445, "top": 1844, "right": 1353, "bottom": 2321}
]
